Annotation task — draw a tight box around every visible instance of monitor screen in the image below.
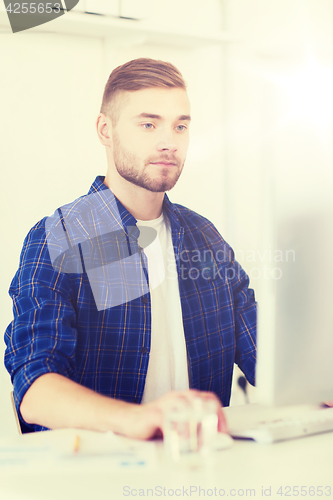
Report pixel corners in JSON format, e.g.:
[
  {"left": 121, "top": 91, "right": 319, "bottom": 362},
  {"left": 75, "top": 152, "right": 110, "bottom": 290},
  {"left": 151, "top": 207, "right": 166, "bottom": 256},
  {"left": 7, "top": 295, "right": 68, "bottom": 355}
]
[{"left": 256, "top": 203, "right": 333, "bottom": 406}]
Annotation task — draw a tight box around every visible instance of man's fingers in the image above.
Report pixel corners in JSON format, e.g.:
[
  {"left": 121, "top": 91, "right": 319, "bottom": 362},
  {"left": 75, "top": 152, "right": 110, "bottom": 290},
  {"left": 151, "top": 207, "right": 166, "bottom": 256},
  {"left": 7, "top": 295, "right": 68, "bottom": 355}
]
[
  {"left": 188, "top": 391, "right": 228, "bottom": 433},
  {"left": 217, "top": 405, "right": 228, "bottom": 433},
  {"left": 140, "top": 389, "right": 228, "bottom": 442},
  {"left": 156, "top": 389, "right": 227, "bottom": 434}
]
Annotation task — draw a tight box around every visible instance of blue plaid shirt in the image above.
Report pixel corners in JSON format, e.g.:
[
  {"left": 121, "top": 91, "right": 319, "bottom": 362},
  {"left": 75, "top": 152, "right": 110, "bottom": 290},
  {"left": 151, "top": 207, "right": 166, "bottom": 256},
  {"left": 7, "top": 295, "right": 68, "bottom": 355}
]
[{"left": 4, "top": 176, "right": 256, "bottom": 431}]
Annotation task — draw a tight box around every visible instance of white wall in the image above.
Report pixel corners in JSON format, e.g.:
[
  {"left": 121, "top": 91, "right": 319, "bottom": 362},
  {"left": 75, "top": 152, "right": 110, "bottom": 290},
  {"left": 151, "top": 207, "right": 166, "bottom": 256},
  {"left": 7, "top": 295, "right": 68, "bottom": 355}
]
[{"left": 224, "top": 0, "right": 333, "bottom": 298}]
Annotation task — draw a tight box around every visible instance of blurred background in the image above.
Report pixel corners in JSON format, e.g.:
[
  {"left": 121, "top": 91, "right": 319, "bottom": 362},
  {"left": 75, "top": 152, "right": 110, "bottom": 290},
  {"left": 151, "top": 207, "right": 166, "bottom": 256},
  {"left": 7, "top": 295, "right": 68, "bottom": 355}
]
[{"left": 1, "top": 0, "right": 333, "bottom": 433}]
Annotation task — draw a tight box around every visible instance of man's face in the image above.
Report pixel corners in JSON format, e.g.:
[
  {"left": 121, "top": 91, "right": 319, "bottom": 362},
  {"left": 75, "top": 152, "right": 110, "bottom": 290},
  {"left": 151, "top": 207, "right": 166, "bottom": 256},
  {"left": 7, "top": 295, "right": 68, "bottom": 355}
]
[{"left": 110, "top": 87, "right": 191, "bottom": 193}]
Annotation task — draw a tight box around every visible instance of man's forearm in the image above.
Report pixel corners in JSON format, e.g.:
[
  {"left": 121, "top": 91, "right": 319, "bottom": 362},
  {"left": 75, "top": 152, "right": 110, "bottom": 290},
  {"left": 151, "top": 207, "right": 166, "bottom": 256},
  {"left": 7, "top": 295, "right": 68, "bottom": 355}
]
[
  {"left": 20, "top": 373, "right": 227, "bottom": 439},
  {"left": 20, "top": 373, "right": 137, "bottom": 434}
]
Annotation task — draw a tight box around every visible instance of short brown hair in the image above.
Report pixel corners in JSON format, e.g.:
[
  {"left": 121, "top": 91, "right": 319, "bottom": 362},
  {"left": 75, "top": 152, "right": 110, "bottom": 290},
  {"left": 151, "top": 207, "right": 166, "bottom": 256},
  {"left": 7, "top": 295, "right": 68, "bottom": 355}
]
[{"left": 100, "top": 58, "right": 187, "bottom": 123}]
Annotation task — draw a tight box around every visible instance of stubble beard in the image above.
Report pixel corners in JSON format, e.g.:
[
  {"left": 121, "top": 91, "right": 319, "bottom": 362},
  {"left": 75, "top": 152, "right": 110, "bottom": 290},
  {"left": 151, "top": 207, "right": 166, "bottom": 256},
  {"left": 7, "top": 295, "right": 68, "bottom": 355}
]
[{"left": 112, "top": 133, "right": 184, "bottom": 193}]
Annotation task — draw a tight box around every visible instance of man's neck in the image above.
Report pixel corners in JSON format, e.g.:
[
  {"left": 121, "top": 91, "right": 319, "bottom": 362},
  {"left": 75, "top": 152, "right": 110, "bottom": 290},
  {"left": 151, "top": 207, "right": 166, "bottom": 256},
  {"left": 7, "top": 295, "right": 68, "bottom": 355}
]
[{"left": 103, "top": 174, "right": 165, "bottom": 221}]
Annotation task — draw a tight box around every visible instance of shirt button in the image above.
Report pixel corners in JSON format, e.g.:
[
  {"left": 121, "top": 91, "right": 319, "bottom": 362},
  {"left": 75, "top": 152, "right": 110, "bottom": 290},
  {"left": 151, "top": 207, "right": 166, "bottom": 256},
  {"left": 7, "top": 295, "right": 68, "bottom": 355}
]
[
  {"left": 140, "top": 347, "right": 148, "bottom": 353},
  {"left": 132, "top": 397, "right": 138, "bottom": 403},
  {"left": 142, "top": 296, "right": 149, "bottom": 304}
]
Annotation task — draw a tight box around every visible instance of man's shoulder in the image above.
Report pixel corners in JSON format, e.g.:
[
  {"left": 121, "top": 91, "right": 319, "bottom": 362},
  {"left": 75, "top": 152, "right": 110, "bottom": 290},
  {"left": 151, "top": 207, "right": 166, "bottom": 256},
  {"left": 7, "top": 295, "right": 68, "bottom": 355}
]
[
  {"left": 171, "top": 202, "right": 227, "bottom": 244},
  {"left": 24, "top": 217, "right": 49, "bottom": 244},
  {"left": 45, "top": 193, "right": 89, "bottom": 229},
  {"left": 20, "top": 191, "right": 93, "bottom": 275},
  {"left": 27, "top": 178, "right": 104, "bottom": 235},
  {"left": 44, "top": 176, "right": 110, "bottom": 230},
  {"left": 172, "top": 202, "right": 212, "bottom": 223},
  {"left": 24, "top": 192, "right": 87, "bottom": 238}
]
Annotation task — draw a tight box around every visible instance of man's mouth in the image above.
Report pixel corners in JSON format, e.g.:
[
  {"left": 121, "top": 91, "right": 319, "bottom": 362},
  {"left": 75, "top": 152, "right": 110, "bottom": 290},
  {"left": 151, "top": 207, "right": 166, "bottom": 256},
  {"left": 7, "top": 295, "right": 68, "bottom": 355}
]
[{"left": 150, "top": 161, "right": 177, "bottom": 167}]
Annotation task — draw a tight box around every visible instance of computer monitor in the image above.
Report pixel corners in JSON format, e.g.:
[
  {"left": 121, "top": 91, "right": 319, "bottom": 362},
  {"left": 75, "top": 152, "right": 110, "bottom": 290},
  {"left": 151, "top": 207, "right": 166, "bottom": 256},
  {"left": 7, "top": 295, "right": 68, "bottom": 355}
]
[{"left": 256, "top": 199, "right": 333, "bottom": 407}]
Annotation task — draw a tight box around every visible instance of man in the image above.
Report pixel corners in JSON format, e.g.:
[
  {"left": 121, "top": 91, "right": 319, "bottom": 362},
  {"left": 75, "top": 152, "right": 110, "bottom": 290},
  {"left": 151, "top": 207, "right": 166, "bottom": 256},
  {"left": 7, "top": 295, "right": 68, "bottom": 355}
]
[{"left": 4, "top": 58, "right": 256, "bottom": 438}]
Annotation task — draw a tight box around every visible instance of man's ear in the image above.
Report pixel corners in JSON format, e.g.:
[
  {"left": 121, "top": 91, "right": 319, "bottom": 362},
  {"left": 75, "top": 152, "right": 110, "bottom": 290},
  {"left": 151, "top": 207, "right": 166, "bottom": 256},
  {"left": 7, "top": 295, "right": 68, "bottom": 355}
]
[{"left": 96, "top": 113, "right": 112, "bottom": 147}]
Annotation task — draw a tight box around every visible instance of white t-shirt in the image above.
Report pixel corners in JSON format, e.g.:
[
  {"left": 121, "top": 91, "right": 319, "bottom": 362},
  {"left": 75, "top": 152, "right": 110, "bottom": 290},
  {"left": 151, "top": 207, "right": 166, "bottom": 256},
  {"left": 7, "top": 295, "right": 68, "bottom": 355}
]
[{"left": 137, "top": 212, "right": 189, "bottom": 404}]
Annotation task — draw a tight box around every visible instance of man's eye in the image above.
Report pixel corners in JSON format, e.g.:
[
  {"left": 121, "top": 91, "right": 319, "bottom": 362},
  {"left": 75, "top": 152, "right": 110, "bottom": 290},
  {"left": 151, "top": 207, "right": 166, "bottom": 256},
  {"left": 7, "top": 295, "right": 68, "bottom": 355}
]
[
  {"left": 176, "top": 125, "right": 187, "bottom": 132},
  {"left": 142, "top": 123, "right": 154, "bottom": 130}
]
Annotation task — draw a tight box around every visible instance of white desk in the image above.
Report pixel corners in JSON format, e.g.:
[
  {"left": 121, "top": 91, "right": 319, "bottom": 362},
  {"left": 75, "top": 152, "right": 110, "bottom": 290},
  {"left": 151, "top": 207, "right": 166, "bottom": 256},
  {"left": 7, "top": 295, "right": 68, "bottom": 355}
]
[{"left": 0, "top": 405, "right": 332, "bottom": 500}]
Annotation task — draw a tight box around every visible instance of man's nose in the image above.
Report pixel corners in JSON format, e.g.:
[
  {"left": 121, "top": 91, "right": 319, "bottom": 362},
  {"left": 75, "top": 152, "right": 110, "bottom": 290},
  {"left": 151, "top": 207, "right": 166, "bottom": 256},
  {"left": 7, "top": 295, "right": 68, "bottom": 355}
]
[{"left": 156, "top": 131, "right": 177, "bottom": 152}]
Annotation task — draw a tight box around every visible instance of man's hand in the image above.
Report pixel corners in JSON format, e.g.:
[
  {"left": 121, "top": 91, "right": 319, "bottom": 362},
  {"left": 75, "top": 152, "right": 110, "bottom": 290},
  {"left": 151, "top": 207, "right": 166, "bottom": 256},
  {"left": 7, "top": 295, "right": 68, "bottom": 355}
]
[{"left": 116, "top": 389, "right": 227, "bottom": 440}]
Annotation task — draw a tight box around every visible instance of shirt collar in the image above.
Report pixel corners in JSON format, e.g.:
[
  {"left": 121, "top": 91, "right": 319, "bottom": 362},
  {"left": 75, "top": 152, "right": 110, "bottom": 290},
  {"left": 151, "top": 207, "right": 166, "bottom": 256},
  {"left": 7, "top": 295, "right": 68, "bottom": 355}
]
[
  {"left": 162, "top": 192, "right": 181, "bottom": 230},
  {"left": 87, "top": 176, "right": 138, "bottom": 241},
  {"left": 89, "top": 176, "right": 181, "bottom": 235}
]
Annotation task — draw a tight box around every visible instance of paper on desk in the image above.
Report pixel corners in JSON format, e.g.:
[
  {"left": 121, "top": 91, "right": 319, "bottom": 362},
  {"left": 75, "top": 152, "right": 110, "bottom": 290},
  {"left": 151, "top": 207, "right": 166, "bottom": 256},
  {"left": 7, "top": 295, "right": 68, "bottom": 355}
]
[{"left": 0, "top": 428, "right": 157, "bottom": 471}]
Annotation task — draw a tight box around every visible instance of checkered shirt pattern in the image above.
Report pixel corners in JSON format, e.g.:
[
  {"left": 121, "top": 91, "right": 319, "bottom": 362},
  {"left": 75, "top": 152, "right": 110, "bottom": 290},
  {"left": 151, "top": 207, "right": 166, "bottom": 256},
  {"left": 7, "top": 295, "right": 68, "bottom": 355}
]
[{"left": 4, "top": 176, "right": 257, "bottom": 431}]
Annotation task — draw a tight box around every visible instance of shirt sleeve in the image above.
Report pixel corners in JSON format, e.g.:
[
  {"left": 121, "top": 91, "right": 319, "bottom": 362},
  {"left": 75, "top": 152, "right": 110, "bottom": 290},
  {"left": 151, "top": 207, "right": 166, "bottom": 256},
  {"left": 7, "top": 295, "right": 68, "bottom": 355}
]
[
  {"left": 4, "top": 218, "right": 78, "bottom": 423},
  {"left": 229, "top": 257, "right": 257, "bottom": 386}
]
